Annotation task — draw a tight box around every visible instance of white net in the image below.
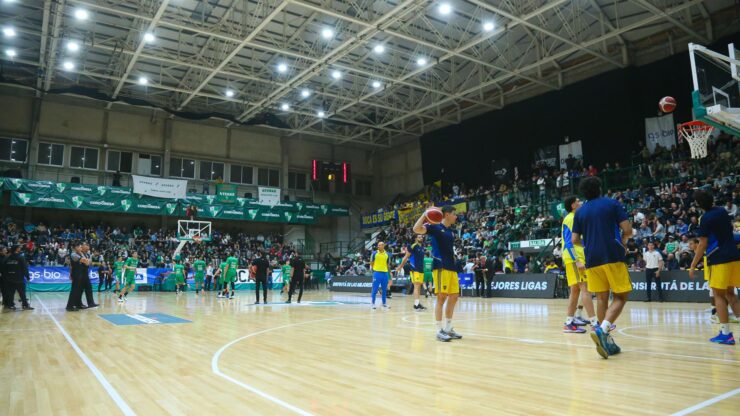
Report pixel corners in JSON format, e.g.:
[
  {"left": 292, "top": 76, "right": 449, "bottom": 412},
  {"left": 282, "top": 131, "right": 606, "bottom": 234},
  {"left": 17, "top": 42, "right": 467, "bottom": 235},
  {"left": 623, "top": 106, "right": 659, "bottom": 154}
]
[{"left": 679, "top": 121, "right": 712, "bottom": 159}]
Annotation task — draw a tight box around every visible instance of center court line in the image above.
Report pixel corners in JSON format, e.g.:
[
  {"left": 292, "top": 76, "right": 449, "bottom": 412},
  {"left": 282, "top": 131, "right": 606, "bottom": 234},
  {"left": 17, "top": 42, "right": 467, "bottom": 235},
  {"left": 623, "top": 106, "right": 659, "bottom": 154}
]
[
  {"left": 36, "top": 296, "right": 136, "bottom": 416},
  {"left": 670, "top": 388, "right": 740, "bottom": 416},
  {"left": 212, "top": 310, "right": 411, "bottom": 415}
]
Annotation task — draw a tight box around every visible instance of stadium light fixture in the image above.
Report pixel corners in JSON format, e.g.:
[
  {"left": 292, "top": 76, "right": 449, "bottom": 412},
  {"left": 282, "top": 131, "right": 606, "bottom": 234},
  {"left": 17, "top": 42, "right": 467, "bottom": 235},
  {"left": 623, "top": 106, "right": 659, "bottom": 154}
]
[
  {"left": 5, "top": 48, "right": 16, "bottom": 58},
  {"left": 416, "top": 57, "right": 428, "bottom": 66},
  {"left": 74, "top": 8, "right": 89, "bottom": 21},
  {"left": 225, "top": 89, "right": 235, "bottom": 98},
  {"left": 372, "top": 81, "right": 382, "bottom": 89},
  {"left": 317, "top": 110, "right": 326, "bottom": 118},
  {"left": 439, "top": 3, "right": 452, "bottom": 15},
  {"left": 331, "top": 70, "right": 342, "bottom": 80},
  {"left": 321, "top": 28, "right": 334, "bottom": 40},
  {"left": 143, "top": 32, "right": 156, "bottom": 43},
  {"left": 138, "top": 76, "right": 148, "bottom": 85},
  {"left": 66, "top": 41, "right": 80, "bottom": 52},
  {"left": 301, "top": 88, "right": 310, "bottom": 98},
  {"left": 483, "top": 22, "right": 495, "bottom": 32},
  {"left": 373, "top": 44, "right": 385, "bottom": 54},
  {"left": 281, "top": 103, "right": 290, "bottom": 111},
  {"left": 277, "top": 63, "right": 288, "bottom": 73},
  {"left": 2, "top": 26, "right": 15, "bottom": 38},
  {"left": 62, "top": 60, "right": 75, "bottom": 71}
]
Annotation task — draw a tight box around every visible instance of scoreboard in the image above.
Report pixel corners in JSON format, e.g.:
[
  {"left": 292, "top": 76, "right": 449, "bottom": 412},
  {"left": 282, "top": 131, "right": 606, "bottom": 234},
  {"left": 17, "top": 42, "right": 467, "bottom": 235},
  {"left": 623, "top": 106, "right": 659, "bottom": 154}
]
[{"left": 312, "top": 160, "right": 351, "bottom": 183}]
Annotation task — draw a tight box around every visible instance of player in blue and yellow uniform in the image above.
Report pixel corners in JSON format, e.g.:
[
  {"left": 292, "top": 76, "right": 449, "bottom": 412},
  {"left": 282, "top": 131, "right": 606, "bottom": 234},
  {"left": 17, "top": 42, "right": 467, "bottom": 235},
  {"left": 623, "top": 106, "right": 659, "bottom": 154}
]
[
  {"left": 572, "top": 177, "right": 633, "bottom": 359},
  {"left": 413, "top": 205, "right": 462, "bottom": 342},
  {"left": 396, "top": 234, "right": 428, "bottom": 311},
  {"left": 561, "top": 196, "right": 596, "bottom": 334},
  {"left": 370, "top": 242, "right": 391, "bottom": 309},
  {"left": 689, "top": 190, "right": 740, "bottom": 345}
]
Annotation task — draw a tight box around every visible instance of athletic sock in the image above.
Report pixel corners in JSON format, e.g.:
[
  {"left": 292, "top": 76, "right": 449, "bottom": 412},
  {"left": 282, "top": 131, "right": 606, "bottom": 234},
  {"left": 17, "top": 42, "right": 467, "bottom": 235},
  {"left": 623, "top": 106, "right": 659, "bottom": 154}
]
[
  {"left": 575, "top": 307, "right": 583, "bottom": 319},
  {"left": 436, "top": 320, "right": 443, "bottom": 331},
  {"left": 590, "top": 316, "right": 598, "bottom": 327},
  {"left": 565, "top": 316, "right": 574, "bottom": 325},
  {"left": 414, "top": 299, "right": 420, "bottom": 306},
  {"left": 444, "top": 319, "right": 452, "bottom": 332},
  {"left": 720, "top": 324, "right": 730, "bottom": 335},
  {"left": 601, "top": 320, "right": 612, "bottom": 333}
]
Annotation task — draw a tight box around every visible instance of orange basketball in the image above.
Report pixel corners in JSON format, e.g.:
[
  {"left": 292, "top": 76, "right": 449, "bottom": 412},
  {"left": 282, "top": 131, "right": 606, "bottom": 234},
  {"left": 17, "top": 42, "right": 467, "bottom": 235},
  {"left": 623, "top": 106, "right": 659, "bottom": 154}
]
[{"left": 425, "top": 207, "right": 443, "bottom": 224}]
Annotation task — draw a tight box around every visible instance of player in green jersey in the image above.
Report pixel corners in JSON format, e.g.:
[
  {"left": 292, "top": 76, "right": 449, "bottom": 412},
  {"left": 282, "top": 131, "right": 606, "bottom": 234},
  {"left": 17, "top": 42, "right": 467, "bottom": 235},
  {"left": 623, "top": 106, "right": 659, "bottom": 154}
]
[
  {"left": 113, "top": 255, "right": 125, "bottom": 294},
  {"left": 281, "top": 260, "right": 292, "bottom": 296},
  {"left": 173, "top": 259, "right": 186, "bottom": 294},
  {"left": 221, "top": 252, "right": 239, "bottom": 299},
  {"left": 423, "top": 250, "right": 434, "bottom": 297},
  {"left": 193, "top": 257, "right": 206, "bottom": 295},
  {"left": 118, "top": 251, "right": 138, "bottom": 302}
]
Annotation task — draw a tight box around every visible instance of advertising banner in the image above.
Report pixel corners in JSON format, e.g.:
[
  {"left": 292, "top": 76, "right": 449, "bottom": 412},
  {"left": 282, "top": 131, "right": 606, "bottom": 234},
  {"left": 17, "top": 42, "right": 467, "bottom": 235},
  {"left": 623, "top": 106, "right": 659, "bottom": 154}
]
[
  {"left": 645, "top": 113, "right": 676, "bottom": 154},
  {"left": 11, "top": 191, "right": 181, "bottom": 217},
  {"left": 558, "top": 140, "right": 583, "bottom": 169},
  {"left": 215, "top": 183, "right": 238, "bottom": 204},
  {"left": 329, "top": 275, "right": 375, "bottom": 292},
  {"left": 258, "top": 186, "right": 281, "bottom": 205},
  {"left": 361, "top": 210, "right": 397, "bottom": 229},
  {"left": 485, "top": 274, "right": 557, "bottom": 298},
  {"left": 628, "top": 270, "right": 710, "bottom": 302},
  {"left": 132, "top": 175, "right": 187, "bottom": 199}
]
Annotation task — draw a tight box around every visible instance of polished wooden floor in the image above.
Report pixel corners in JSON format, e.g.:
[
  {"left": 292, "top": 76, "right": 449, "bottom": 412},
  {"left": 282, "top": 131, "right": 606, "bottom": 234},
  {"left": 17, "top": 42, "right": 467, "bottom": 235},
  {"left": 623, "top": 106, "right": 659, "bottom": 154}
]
[{"left": 1, "top": 289, "right": 739, "bottom": 415}]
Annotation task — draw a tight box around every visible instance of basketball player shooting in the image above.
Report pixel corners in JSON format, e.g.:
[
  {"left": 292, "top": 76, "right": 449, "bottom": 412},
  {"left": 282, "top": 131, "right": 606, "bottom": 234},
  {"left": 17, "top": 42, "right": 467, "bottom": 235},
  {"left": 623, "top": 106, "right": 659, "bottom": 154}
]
[{"left": 413, "top": 205, "right": 462, "bottom": 342}]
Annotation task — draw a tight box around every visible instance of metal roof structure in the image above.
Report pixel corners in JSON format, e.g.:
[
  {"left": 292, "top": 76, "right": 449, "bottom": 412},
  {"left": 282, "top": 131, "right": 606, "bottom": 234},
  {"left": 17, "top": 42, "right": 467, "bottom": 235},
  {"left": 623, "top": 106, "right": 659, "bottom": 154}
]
[{"left": 1, "top": 1, "right": 738, "bottom": 147}]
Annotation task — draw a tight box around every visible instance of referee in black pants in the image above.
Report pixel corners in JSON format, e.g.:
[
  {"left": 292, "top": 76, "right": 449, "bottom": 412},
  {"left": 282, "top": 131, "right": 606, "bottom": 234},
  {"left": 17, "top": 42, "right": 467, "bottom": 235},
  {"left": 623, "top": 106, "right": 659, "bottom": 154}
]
[
  {"left": 288, "top": 253, "right": 306, "bottom": 303},
  {"left": 2, "top": 245, "right": 33, "bottom": 310},
  {"left": 66, "top": 242, "right": 89, "bottom": 311},
  {"left": 252, "top": 252, "right": 270, "bottom": 304}
]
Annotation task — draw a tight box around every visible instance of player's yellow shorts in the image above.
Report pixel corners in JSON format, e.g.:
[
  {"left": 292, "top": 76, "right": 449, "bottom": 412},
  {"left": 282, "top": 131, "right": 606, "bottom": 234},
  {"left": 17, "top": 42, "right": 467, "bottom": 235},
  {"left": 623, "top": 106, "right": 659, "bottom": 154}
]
[
  {"left": 564, "top": 263, "right": 587, "bottom": 287},
  {"left": 433, "top": 269, "right": 460, "bottom": 295},
  {"left": 586, "top": 262, "right": 631, "bottom": 294},
  {"left": 707, "top": 261, "right": 740, "bottom": 290},
  {"left": 410, "top": 271, "right": 424, "bottom": 284}
]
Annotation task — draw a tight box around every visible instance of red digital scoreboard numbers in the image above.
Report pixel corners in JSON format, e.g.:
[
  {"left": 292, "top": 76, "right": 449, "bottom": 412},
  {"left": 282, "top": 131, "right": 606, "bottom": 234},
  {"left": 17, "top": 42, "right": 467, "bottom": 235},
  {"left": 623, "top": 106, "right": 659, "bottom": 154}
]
[{"left": 312, "top": 160, "right": 351, "bottom": 183}]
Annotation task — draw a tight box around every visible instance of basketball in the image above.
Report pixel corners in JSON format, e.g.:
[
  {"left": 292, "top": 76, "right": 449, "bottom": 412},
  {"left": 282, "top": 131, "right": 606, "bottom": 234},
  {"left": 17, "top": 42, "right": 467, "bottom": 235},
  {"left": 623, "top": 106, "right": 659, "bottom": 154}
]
[
  {"left": 659, "top": 96, "right": 676, "bottom": 113},
  {"left": 425, "top": 207, "right": 444, "bottom": 224}
]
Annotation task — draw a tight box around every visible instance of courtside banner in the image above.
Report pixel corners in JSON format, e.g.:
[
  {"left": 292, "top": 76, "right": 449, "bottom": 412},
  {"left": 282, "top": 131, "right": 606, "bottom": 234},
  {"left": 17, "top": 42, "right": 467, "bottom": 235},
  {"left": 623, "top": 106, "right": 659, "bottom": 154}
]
[
  {"left": 132, "top": 175, "right": 187, "bottom": 199},
  {"left": 628, "top": 271, "right": 709, "bottom": 302},
  {"left": 361, "top": 210, "right": 397, "bottom": 228},
  {"left": 329, "top": 275, "right": 375, "bottom": 292},
  {"left": 487, "top": 274, "right": 557, "bottom": 298}
]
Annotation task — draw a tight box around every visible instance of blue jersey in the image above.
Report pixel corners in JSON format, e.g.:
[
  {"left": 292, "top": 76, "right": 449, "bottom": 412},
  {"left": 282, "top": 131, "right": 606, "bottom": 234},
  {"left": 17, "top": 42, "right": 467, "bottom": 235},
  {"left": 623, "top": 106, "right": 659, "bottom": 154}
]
[
  {"left": 698, "top": 207, "right": 740, "bottom": 266},
  {"left": 572, "top": 197, "right": 629, "bottom": 268},
  {"left": 426, "top": 223, "right": 456, "bottom": 271},
  {"left": 407, "top": 242, "right": 425, "bottom": 272}
]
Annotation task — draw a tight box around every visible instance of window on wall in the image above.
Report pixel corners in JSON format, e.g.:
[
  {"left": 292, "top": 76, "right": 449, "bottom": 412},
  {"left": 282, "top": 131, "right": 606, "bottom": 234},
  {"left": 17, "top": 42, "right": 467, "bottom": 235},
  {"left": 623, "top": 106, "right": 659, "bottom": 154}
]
[
  {"left": 138, "top": 154, "right": 162, "bottom": 176},
  {"left": 106, "top": 150, "right": 133, "bottom": 173},
  {"left": 0, "top": 138, "right": 28, "bottom": 163},
  {"left": 230, "top": 165, "right": 253, "bottom": 184},
  {"left": 37, "top": 142, "right": 64, "bottom": 166},
  {"left": 70, "top": 146, "right": 99, "bottom": 170},
  {"left": 199, "top": 161, "right": 224, "bottom": 181},
  {"left": 288, "top": 172, "right": 307, "bottom": 190},
  {"left": 169, "top": 157, "right": 195, "bottom": 178},
  {"left": 257, "top": 167, "right": 280, "bottom": 187},
  {"left": 356, "top": 179, "right": 372, "bottom": 197}
]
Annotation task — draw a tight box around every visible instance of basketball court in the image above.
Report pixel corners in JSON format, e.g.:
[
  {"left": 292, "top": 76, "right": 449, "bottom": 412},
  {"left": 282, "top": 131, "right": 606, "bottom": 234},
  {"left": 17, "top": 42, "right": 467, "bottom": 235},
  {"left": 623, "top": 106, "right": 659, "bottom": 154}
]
[
  {"left": 1, "top": 1, "right": 740, "bottom": 415},
  {"left": 1, "top": 292, "right": 738, "bottom": 415}
]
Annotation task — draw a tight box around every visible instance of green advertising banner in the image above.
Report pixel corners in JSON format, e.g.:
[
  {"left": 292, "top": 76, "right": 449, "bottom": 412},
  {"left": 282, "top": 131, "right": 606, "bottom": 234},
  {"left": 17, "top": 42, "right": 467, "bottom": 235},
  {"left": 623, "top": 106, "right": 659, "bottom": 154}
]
[
  {"left": 2, "top": 178, "right": 340, "bottom": 224},
  {"left": 215, "top": 183, "right": 237, "bottom": 204},
  {"left": 11, "top": 191, "right": 181, "bottom": 216}
]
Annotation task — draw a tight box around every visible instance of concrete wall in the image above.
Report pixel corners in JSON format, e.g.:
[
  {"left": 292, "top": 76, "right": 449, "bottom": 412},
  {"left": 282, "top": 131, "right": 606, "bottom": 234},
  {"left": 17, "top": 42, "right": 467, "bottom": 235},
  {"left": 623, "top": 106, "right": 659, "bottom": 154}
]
[
  {"left": 0, "top": 88, "right": 420, "bottom": 245},
  {"left": 373, "top": 139, "right": 424, "bottom": 201}
]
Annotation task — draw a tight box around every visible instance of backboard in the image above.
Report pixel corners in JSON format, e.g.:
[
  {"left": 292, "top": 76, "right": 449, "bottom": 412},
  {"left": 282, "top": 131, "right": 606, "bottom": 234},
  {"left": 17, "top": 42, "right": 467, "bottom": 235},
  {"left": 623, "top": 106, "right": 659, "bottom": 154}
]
[
  {"left": 688, "top": 42, "right": 740, "bottom": 136},
  {"left": 177, "top": 220, "right": 212, "bottom": 242}
]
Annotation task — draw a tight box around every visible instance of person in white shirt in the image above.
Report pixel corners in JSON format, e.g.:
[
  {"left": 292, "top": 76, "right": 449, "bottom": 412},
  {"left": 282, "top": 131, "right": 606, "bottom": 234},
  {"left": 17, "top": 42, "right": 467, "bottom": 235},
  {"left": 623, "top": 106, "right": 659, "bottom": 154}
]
[{"left": 643, "top": 242, "right": 664, "bottom": 302}]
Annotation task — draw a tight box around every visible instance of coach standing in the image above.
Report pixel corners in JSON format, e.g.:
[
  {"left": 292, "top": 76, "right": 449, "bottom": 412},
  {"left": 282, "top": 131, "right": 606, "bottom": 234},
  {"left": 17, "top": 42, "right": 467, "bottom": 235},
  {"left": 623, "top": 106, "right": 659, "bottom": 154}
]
[
  {"left": 3, "top": 245, "right": 33, "bottom": 310},
  {"left": 81, "top": 243, "right": 98, "bottom": 308},
  {"left": 252, "top": 251, "right": 270, "bottom": 304},
  {"left": 288, "top": 253, "right": 306, "bottom": 304}
]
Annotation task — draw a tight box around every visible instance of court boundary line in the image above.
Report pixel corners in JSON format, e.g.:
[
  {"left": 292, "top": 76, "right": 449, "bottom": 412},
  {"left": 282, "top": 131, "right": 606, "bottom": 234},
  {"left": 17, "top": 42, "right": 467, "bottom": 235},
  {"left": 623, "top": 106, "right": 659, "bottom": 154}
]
[
  {"left": 670, "top": 388, "right": 740, "bottom": 416},
  {"left": 617, "top": 324, "right": 718, "bottom": 346},
  {"left": 36, "top": 296, "right": 136, "bottom": 416}
]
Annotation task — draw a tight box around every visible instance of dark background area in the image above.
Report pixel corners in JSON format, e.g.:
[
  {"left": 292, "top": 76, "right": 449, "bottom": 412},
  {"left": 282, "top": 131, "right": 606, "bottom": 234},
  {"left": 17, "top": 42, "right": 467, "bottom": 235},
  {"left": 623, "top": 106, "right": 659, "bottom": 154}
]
[{"left": 420, "top": 34, "right": 739, "bottom": 187}]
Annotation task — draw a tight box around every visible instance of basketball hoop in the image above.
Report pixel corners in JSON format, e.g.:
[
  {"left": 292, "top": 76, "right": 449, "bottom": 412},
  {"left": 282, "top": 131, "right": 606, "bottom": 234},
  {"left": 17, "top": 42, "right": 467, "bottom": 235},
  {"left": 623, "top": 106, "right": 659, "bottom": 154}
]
[{"left": 678, "top": 120, "right": 713, "bottom": 159}]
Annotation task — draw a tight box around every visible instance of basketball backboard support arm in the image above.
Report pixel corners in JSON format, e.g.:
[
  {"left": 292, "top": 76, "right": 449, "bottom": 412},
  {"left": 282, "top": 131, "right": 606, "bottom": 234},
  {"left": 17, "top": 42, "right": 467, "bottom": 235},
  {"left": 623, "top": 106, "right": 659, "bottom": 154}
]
[{"left": 688, "top": 42, "right": 740, "bottom": 136}]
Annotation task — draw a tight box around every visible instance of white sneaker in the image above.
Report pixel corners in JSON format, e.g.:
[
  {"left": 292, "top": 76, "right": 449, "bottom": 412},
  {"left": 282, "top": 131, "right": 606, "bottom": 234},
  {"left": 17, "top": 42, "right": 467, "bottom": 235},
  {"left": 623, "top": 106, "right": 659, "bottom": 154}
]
[
  {"left": 371, "top": 304, "right": 377, "bottom": 310},
  {"left": 117, "top": 297, "right": 124, "bottom": 303},
  {"left": 217, "top": 294, "right": 223, "bottom": 298},
  {"left": 710, "top": 314, "right": 719, "bottom": 324},
  {"left": 382, "top": 304, "right": 390, "bottom": 309}
]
